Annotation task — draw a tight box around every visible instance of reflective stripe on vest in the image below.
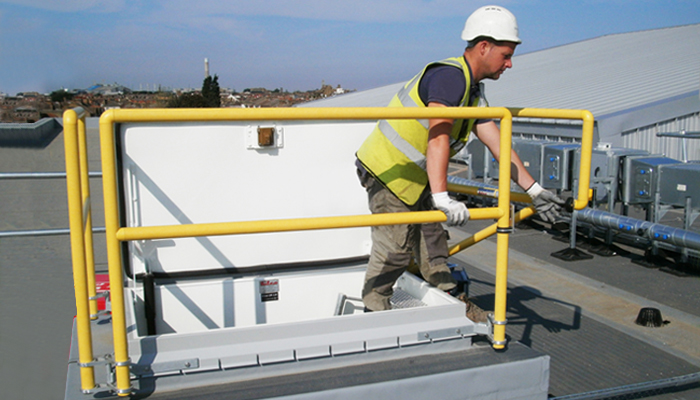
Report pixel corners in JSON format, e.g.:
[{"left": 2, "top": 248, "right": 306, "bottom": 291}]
[
  {"left": 356, "top": 56, "right": 483, "bottom": 205},
  {"left": 377, "top": 119, "right": 428, "bottom": 170}
]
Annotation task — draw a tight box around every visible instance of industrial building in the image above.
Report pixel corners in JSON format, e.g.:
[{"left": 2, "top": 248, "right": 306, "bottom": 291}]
[
  {"left": 303, "top": 24, "right": 700, "bottom": 161},
  {"left": 302, "top": 23, "right": 700, "bottom": 268}
]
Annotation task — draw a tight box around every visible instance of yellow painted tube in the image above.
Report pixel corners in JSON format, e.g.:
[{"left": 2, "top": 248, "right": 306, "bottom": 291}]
[
  {"left": 493, "top": 224, "right": 510, "bottom": 348},
  {"left": 99, "top": 114, "right": 132, "bottom": 396},
  {"left": 102, "top": 106, "right": 512, "bottom": 123},
  {"left": 492, "top": 112, "right": 513, "bottom": 349},
  {"left": 576, "top": 111, "right": 595, "bottom": 210},
  {"left": 116, "top": 208, "right": 503, "bottom": 242},
  {"left": 77, "top": 117, "right": 98, "bottom": 318},
  {"left": 63, "top": 109, "right": 95, "bottom": 391}
]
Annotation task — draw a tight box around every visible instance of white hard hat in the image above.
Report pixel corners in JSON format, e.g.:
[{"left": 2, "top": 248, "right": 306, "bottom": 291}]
[{"left": 461, "top": 5, "right": 521, "bottom": 44}]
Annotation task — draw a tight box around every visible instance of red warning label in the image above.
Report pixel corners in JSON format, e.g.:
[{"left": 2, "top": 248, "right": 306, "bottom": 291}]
[{"left": 259, "top": 279, "right": 279, "bottom": 302}]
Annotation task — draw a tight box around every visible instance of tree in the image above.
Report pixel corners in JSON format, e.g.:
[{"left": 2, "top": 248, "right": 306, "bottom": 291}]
[
  {"left": 202, "top": 75, "right": 221, "bottom": 108},
  {"left": 168, "top": 75, "right": 221, "bottom": 108},
  {"left": 167, "top": 92, "right": 206, "bottom": 108},
  {"left": 50, "top": 89, "right": 74, "bottom": 103}
]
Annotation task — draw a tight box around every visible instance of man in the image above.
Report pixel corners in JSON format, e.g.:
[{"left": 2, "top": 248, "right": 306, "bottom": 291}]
[{"left": 356, "top": 5, "right": 565, "bottom": 315}]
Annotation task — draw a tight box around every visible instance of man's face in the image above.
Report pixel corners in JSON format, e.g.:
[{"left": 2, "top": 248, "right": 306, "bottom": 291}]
[{"left": 482, "top": 41, "right": 517, "bottom": 80}]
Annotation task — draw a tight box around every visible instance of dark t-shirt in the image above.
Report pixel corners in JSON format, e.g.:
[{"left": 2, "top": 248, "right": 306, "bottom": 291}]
[
  {"left": 418, "top": 62, "right": 489, "bottom": 125},
  {"left": 418, "top": 64, "right": 467, "bottom": 107}
]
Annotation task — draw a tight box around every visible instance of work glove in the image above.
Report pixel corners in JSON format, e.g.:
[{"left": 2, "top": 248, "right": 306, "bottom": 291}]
[
  {"left": 527, "top": 182, "right": 566, "bottom": 223},
  {"left": 431, "top": 192, "right": 470, "bottom": 226}
]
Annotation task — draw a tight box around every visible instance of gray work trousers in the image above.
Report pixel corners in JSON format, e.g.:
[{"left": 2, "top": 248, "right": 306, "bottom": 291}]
[{"left": 358, "top": 170, "right": 456, "bottom": 311}]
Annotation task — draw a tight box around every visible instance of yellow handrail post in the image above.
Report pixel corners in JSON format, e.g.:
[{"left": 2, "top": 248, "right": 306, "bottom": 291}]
[
  {"left": 577, "top": 111, "right": 595, "bottom": 210},
  {"left": 492, "top": 110, "right": 513, "bottom": 349},
  {"left": 77, "top": 116, "right": 99, "bottom": 318},
  {"left": 63, "top": 108, "right": 96, "bottom": 392},
  {"left": 99, "top": 111, "right": 132, "bottom": 396}
]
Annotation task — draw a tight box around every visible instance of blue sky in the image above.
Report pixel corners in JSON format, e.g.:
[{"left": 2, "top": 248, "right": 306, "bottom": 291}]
[{"left": 1, "top": 0, "right": 699, "bottom": 95}]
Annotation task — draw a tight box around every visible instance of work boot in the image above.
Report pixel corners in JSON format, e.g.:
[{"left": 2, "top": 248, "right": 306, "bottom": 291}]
[
  {"left": 422, "top": 263, "right": 457, "bottom": 292},
  {"left": 362, "top": 290, "right": 392, "bottom": 312},
  {"left": 455, "top": 293, "right": 490, "bottom": 323}
]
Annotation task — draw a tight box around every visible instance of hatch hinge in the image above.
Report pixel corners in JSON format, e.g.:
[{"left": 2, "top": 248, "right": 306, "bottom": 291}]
[{"left": 417, "top": 325, "right": 470, "bottom": 341}]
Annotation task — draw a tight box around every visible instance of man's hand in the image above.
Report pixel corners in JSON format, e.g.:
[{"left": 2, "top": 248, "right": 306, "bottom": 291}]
[
  {"left": 527, "top": 182, "right": 566, "bottom": 223},
  {"left": 432, "top": 192, "right": 470, "bottom": 226}
]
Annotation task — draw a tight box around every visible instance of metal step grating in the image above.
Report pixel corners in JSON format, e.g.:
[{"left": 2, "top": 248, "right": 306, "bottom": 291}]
[{"left": 390, "top": 288, "right": 427, "bottom": 309}]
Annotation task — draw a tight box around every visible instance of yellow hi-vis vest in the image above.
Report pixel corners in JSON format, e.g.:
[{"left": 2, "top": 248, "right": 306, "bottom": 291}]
[{"left": 356, "top": 56, "right": 485, "bottom": 206}]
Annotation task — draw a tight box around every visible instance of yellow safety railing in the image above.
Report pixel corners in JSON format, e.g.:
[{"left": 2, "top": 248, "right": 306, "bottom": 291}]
[
  {"left": 446, "top": 109, "right": 593, "bottom": 341},
  {"left": 511, "top": 108, "right": 594, "bottom": 211},
  {"left": 63, "top": 108, "right": 99, "bottom": 393},
  {"left": 64, "top": 106, "right": 593, "bottom": 396},
  {"left": 447, "top": 107, "right": 595, "bottom": 256}
]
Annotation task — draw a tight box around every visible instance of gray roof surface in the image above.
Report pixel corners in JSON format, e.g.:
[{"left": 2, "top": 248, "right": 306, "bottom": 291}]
[
  {"left": 487, "top": 24, "right": 700, "bottom": 119},
  {"left": 302, "top": 24, "right": 700, "bottom": 136}
]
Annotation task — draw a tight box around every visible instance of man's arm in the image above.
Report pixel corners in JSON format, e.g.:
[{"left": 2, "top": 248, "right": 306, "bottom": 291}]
[
  {"left": 426, "top": 102, "right": 469, "bottom": 226},
  {"left": 426, "top": 102, "right": 453, "bottom": 194},
  {"left": 473, "top": 120, "right": 535, "bottom": 190}
]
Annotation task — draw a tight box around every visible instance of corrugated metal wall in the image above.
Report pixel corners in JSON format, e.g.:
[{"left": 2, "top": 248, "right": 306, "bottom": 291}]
[{"left": 622, "top": 111, "right": 700, "bottom": 161}]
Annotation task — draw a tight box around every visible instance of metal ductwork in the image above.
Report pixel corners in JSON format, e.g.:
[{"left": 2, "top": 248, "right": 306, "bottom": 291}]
[
  {"left": 576, "top": 208, "right": 700, "bottom": 252},
  {"left": 447, "top": 175, "right": 497, "bottom": 189},
  {"left": 447, "top": 175, "right": 700, "bottom": 255},
  {"left": 447, "top": 175, "right": 513, "bottom": 197}
]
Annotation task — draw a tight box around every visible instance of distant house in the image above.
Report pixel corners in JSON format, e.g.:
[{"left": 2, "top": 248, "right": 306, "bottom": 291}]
[
  {"left": 13, "top": 106, "right": 40, "bottom": 122},
  {"left": 88, "top": 84, "right": 130, "bottom": 96}
]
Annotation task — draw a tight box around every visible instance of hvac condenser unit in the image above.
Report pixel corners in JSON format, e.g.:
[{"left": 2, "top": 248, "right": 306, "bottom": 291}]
[
  {"left": 621, "top": 155, "right": 681, "bottom": 205},
  {"left": 542, "top": 143, "right": 580, "bottom": 191},
  {"left": 463, "top": 139, "right": 503, "bottom": 180},
  {"left": 575, "top": 145, "right": 648, "bottom": 204},
  {"left": 465, "top": 138, "right": 555, "bottom": 182},
  {"left": 511, "top": 139, "right": 556, "bottom": 185},
  {"left": 658, "top": 163, "right": 700, "bottom": 209},
  {"left": 464, "top": 138, "right": 492, "bottom": 179}
]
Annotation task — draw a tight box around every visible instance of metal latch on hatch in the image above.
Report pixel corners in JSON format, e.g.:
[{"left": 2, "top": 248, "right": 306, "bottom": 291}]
[{"left": 246, "top": 125, "right": 284, "bottom": 149}]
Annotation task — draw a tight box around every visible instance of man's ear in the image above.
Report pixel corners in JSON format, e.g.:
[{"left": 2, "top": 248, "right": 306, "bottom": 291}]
[{"left": 478, "top": 40, "right": 491, "bottom": 56}]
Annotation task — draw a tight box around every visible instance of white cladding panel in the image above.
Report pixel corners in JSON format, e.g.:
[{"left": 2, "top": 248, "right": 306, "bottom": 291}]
[
  {"left": 120, "top": 121, "right": 374, "bottom": 274},
  {"left": 622, "top": 111, "right": 700, "bottom": 161}
]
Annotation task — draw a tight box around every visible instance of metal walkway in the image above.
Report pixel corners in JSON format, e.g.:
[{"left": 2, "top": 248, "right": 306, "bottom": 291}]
[{"left": 448, "top": 220, "right": 700, "bottom": 399}]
